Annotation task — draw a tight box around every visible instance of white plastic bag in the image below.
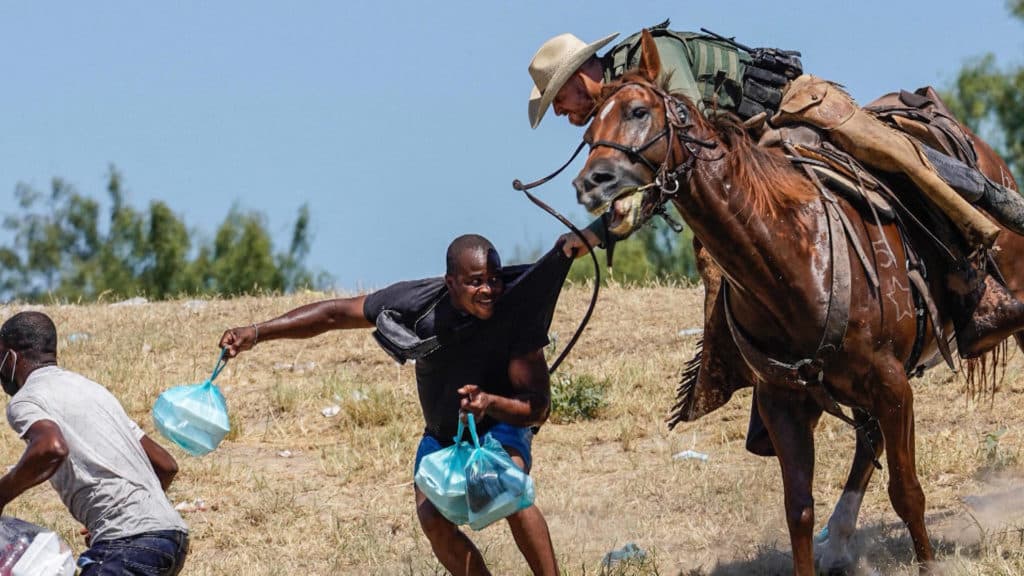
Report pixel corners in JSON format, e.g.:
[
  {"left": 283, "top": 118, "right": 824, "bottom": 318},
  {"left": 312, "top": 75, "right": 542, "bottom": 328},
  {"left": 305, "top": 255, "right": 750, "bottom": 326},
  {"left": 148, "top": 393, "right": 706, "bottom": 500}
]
[{"left": 0, "top": 516, "right": 75, "bottom": 576}]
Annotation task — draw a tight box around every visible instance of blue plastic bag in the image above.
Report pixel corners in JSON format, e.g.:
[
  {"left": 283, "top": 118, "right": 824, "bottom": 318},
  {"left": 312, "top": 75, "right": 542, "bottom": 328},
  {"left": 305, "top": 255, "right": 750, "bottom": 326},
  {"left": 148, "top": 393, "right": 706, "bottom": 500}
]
[
  {"left": 414, "top": 415, "right": 475, "bottom": 525},
  {"left": 463, "top": 417, "right": 535, "bottom": 531},
  {"left": 152, "top": 350, "right": 231, "bottom": 456}
]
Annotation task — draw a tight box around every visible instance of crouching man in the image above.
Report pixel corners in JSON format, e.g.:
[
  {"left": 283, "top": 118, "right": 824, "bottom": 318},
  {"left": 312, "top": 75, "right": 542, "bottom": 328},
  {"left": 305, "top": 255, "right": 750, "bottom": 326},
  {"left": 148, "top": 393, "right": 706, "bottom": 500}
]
[{"left": 0, "top": 311, "right": 189, "bottom": 575}]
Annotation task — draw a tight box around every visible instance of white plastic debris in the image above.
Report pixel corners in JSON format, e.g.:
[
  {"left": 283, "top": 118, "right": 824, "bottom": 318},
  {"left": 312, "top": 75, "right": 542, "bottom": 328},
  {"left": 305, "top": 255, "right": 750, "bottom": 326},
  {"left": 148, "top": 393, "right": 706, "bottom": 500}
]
[
  {"left": 277, "top": 450, "right": 293, "bottom": 458},
  {"left": 110, "top": 297, "right": 148, "bottom": 307},
  {"left": 350, "top": 390, "right": 368, "bottom": 402},
  {"left": 273, "top": 361, "right": 317, "bottom": 373},
  {"left": 672, "top": 449, "right": 709, "bottom": 462},
  {"left": 66, "top": 332, "right": 91, "bottom": 344},
  {"left": 602, "top": 542, "right": 646, "bottom": 567},
  {"left": 182, "top": 300, "right": 208, "bottom": 312},
  {"left": 174, "top": 498, "right": 208, "bottom": 513},
  {"left": 321, "top": 405, "right": 341, "bottom": 418},
  {"left": 677, "top": 328, "right": 703, "bottom": 337}
]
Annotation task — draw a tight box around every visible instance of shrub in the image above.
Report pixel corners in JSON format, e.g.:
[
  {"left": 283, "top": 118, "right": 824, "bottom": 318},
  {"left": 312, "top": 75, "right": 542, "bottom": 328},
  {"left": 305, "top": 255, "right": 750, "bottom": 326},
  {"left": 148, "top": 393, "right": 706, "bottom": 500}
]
[{"left": 549, "top": 372, "right": 608, "bottom": 423}]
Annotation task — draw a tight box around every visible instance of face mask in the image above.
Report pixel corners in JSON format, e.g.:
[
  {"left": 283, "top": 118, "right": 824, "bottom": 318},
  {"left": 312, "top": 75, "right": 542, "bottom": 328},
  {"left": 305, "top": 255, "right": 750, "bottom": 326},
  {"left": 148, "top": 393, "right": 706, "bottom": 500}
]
[{"left": 0, "top": 350, "right": 18, "bottom": 396}]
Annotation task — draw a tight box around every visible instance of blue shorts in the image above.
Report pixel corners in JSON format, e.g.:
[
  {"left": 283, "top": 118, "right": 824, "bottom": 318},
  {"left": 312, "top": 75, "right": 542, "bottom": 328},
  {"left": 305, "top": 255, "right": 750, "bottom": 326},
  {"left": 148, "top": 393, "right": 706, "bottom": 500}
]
[{"left": 414, "top": 422, "right": 533, "bottom": 477}]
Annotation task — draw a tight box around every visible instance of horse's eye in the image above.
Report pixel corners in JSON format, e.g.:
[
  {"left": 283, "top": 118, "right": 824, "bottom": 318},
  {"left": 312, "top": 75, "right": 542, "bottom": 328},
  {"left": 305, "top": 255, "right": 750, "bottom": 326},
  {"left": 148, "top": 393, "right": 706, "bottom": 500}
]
[{"left": 631, "top": 107, "right": 649, "bottom": 120}]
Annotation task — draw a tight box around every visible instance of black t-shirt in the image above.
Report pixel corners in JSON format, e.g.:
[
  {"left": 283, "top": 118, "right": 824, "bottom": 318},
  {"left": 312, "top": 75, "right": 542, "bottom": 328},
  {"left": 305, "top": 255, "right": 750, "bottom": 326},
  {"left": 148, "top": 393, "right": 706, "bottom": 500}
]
[{"left": 363, "top": 274, "right": 552, "bottom": 440}]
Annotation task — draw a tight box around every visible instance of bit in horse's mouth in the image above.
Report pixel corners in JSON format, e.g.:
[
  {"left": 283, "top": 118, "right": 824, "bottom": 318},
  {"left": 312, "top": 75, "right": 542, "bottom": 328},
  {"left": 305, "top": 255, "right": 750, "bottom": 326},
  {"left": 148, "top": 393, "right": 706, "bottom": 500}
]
[{"left": 590, "top": 187, "right": 646, "bottom": 237}]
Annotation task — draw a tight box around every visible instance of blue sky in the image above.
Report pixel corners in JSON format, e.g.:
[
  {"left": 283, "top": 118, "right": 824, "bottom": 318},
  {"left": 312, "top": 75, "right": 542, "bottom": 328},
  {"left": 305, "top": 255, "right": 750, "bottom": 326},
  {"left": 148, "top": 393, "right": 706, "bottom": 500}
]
[{"left": 2, "top": 1, "right": 1021, "bottom": 291}]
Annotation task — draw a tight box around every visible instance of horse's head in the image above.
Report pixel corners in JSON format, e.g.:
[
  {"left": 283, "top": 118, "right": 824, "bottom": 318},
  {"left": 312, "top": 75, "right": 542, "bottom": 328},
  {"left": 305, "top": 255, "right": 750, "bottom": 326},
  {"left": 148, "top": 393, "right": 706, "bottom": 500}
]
[{"left": 573, "top": 29, "right": 698, "bottom": 238}]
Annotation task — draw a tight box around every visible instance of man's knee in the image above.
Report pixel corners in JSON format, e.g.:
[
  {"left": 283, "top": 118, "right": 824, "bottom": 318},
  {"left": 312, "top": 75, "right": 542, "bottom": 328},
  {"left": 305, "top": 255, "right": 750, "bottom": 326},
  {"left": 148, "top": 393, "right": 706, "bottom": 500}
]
[{"left": 416, "top": 494, "right": 457, "bottom": 539}]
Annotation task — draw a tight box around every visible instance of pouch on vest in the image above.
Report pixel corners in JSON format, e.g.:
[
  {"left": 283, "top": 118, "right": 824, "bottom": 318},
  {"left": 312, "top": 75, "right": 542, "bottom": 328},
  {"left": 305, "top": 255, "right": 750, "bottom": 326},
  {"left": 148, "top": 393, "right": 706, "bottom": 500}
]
[{"left": 372, "top": 308, "right": 444, "bottom": 364}]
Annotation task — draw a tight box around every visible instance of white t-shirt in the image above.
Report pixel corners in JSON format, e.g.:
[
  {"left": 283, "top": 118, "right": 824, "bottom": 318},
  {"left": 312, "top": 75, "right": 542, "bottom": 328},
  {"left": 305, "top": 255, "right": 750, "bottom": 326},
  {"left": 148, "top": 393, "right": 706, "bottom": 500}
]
[{"left": 5, "top": 366, "right": 187, "bottom": 542}]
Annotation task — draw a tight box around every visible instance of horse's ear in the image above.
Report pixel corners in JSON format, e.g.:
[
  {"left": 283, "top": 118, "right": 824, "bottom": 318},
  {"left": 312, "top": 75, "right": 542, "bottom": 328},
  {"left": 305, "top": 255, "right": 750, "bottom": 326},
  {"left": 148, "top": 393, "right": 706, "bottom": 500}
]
[
  {"left": 580, "top": 72, "right": 603, "bottom": 102},
  {"left": 638, "top": 29, "right": 662, "bottom": 83}
]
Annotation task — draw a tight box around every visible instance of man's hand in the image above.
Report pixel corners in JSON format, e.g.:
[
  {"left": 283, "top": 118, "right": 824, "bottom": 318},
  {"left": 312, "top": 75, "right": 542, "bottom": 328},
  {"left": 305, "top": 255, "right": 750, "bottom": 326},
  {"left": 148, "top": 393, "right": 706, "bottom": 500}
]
[
  {"left": 559, "top": 229, "right": 600, "bottom": 259},
  {"left": 219, "top": 326, "right": 258, "bottom": 358},
  {"left": 458, "top": 385, "right": 492, "bottom": 420},
  {"left": 79, "top": 527, "right": 91, "bottom": 546}
]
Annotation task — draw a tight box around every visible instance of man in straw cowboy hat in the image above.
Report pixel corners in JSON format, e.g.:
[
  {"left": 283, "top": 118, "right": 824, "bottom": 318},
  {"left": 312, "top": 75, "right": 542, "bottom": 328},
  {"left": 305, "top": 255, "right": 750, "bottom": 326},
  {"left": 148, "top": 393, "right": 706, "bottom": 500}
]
[{"left": 529, "top": 19, "right": 1024, "bottom": 363}]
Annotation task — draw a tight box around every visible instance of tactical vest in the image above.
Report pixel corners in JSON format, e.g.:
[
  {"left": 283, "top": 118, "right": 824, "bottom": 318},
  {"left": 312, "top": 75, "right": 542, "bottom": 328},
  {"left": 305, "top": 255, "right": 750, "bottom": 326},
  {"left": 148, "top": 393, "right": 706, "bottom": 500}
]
[{"left": 602, "top": 21, "right": 802, "bottom": 121}]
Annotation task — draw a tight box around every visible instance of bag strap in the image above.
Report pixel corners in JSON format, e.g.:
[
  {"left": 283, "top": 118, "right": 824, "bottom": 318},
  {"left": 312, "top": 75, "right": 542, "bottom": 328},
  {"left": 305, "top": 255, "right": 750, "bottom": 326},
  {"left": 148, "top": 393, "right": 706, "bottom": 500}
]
[
  {"left": 208, "top": 348, "right": 228, "bottom": 384},
  {"left": 465, "top": 413, "right": 480, "bottom": 449}
]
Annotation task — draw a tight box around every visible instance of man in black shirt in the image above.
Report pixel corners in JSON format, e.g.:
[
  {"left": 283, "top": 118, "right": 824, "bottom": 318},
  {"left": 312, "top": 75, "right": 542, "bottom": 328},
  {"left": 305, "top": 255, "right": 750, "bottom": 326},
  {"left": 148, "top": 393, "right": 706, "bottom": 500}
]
[{"left": 219, "top": 234, "right": 564, "bottom": 576}]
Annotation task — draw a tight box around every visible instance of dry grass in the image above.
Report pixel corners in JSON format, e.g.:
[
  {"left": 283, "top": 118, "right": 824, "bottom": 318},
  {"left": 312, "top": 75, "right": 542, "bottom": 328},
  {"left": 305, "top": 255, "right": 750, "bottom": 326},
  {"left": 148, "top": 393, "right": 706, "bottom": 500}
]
[{"left": 2, "top": 285, "right": 1023, "bottom": 575}]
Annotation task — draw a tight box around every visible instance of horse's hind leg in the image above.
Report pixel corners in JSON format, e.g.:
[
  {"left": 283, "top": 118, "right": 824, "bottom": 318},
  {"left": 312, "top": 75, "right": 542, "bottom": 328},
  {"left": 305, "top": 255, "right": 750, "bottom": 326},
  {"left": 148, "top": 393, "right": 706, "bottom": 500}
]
[
  {"left": 757, "top": 386, "right": 823, "bottom": 575},
  {"left": 817, "top": 412, "right": 883, "bottom": 574},
  {"left": 875, "top": 366, "right": 935, "bottom": 572}
]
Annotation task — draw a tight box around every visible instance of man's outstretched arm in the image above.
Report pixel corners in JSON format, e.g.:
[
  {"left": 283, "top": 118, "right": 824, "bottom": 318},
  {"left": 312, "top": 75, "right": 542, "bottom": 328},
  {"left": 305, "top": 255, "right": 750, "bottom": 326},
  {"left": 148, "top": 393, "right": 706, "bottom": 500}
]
[{"left": 219, "top": 296, "right": 372, "bottom": 357}]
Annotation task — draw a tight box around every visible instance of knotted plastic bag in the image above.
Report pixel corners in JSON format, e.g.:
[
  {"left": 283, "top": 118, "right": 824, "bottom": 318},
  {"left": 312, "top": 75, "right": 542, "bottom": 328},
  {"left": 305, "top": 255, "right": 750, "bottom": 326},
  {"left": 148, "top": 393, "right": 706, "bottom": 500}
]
[
  {"left": 152, "top": 350, "right": 230, "bottom": 456},
  {"left": 0, "top": 516, "right": 75, "bottom": 576},
  {"left": 463, "top": 417, "right": 535, "bottom": 531},
  {"left": 414, "top": 415, "right": 475, "bottom": 525}
]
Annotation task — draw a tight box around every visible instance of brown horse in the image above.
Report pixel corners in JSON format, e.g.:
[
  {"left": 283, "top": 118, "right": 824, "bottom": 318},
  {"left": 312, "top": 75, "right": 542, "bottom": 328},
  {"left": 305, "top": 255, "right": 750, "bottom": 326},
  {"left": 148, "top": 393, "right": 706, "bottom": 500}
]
[{"left": 572, "top": 30, "right": 1022, "bottom": 574}]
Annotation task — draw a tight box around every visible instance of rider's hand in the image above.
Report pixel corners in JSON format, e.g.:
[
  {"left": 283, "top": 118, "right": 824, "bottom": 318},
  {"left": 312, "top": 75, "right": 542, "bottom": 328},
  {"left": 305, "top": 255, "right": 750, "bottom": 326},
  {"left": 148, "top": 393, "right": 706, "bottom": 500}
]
[
  {"left": 559, "top": 229, "right": 601, "bottom": 259},
  {"left": 219, "top": 326, "right": 258, "bottom": 358}
]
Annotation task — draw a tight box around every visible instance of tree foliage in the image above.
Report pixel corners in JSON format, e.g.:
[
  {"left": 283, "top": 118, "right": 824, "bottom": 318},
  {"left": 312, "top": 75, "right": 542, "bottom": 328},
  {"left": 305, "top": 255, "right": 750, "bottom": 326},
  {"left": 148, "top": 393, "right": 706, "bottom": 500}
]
[
  {"left": 567, "top": 205, "right": 698, "bottom": 286},
  {"left": 0, "top": 166, "right": 329, "bottom": 302},
  {"left": 943, "top": 0, "right": 1024, "bottom": 184}
]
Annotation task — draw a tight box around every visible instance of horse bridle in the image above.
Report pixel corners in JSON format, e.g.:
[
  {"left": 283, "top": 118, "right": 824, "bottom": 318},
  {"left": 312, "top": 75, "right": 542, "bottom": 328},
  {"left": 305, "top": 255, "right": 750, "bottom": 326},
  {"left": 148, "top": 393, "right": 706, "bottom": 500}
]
[
  {"left": 508, "top": 80, "right": 717, "bottom": 373},
  {"left": 587, "top": 81, "right": 719, "bottom": 205}
]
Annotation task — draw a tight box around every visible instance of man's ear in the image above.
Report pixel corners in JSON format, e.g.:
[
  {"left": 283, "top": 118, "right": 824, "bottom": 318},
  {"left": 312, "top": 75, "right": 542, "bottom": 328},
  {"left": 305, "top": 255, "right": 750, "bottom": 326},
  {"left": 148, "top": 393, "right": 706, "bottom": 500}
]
[
  {"left": 580, "top": 72, "right": 603, "bottom": 102},
  {"left": 638, "top": 29, "right": 662, "bottom": 83}
]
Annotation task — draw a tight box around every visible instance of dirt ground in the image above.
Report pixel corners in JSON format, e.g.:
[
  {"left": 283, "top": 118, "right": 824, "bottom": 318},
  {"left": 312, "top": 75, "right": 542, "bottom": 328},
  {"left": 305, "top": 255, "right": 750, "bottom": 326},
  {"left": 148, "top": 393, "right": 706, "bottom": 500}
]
[{"left": 1, "top": 285, "right": 1022, "bottom": 575}]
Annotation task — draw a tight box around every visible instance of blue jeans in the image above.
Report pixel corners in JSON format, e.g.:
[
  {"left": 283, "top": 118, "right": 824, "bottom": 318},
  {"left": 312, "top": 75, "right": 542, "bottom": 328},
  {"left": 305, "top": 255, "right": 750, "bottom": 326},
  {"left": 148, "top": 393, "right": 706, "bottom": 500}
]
[
  {"left": 78, "top": 530, "right": 189, "bottom": 576},
  {"left": 414, "top": 422, "right": 534, "bottom": 476}
]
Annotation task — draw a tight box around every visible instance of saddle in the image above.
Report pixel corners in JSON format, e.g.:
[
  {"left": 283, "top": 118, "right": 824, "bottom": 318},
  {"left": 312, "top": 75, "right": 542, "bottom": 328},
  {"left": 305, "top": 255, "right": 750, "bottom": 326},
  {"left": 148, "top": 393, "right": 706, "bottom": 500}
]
[{"left": 866, "top": 86, "right": 977, "bottom": 165}]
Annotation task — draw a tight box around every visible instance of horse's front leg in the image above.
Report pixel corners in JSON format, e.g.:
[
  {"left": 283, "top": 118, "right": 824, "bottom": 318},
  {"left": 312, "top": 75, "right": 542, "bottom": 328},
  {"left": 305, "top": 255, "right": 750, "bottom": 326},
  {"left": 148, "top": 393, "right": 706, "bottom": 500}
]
[
  {"left": 874, "top": 364, "right": 934, "bottom": 572},
  {"left": 757, "top": 385, "right": 823, "bottom": 575},
  {"left": 817, "top": 411, "right": 883, "bottom": 574}
]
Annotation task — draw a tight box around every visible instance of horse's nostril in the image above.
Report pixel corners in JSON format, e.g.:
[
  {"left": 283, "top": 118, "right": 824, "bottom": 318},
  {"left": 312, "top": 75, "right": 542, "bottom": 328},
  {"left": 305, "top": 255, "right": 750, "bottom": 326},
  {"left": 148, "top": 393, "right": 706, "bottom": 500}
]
[{"left": 592, "top": 172, "right": 617, "bottom": 185}]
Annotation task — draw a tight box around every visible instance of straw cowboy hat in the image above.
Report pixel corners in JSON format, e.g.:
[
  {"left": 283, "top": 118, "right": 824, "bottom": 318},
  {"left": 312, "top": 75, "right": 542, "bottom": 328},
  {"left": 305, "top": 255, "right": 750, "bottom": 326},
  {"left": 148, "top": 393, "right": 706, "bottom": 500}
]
[{"left": 528, "top": 32, "right": 619, "bottom": 128}]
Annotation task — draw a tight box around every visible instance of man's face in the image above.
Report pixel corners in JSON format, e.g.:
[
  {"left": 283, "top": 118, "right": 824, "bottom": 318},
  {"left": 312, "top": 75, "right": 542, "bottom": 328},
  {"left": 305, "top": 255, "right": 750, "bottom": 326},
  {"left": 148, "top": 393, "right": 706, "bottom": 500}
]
[
  {"left": 553, "top": 73, "right": 596, "bottom": 126},
  {"left": 446, "top": 248, "right": 504, "bottom": 320}
]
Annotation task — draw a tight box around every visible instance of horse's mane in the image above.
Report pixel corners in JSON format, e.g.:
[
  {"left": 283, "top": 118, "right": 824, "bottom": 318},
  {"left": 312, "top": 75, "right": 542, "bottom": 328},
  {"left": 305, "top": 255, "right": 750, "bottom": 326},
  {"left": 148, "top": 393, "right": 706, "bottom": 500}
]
[{"left": 599, "top": 72, "right": 818, "bottom": 219}]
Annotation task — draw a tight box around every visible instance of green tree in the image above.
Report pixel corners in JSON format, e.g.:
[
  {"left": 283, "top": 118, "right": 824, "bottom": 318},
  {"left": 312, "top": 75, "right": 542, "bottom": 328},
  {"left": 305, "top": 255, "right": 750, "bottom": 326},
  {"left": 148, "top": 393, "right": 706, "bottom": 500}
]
[
  {"left": 1, "top": 166, "right": 328, "bottom": 302},
  {"left": 567, "top": 207, "right": 698, "bottom": 286},
  {"left": 943, "top": 0, "right": 1024, "bottom": 184}
]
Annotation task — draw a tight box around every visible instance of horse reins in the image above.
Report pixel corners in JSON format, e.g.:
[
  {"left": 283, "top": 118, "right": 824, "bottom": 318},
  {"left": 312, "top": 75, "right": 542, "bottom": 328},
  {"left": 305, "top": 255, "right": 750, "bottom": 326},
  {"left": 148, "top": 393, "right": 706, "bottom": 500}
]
[
  {"left": 509, "top": 82, "right": 719, "bottom": 374},
  {"left": 512, "top": 144, "right": 600, "bottom": 375}
]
